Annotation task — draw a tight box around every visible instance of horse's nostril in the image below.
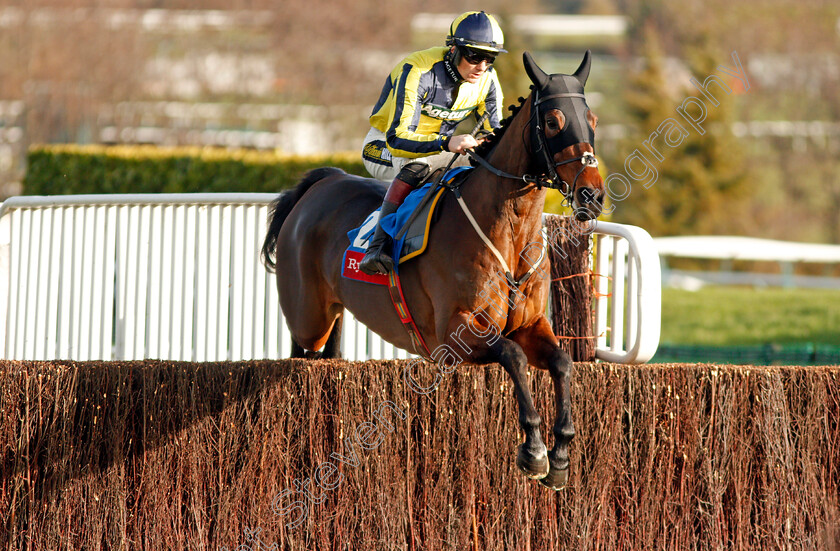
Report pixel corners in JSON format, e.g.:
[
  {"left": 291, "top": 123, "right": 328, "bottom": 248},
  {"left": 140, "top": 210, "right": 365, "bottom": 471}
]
[{"left": 577, "top": 188, "right": 597, "bottom": 204}]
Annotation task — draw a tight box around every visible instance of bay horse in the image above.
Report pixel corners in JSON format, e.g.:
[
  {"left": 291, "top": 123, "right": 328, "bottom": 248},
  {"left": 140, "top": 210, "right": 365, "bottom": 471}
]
[{"left": 261, "top": 51, "right": 604, "bottom": 489}]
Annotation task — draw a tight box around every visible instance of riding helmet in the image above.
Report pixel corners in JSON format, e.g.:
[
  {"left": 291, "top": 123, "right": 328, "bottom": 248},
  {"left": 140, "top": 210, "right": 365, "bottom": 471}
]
[{"left": 446, "top": 11, "right": 507, "bottom": 54}]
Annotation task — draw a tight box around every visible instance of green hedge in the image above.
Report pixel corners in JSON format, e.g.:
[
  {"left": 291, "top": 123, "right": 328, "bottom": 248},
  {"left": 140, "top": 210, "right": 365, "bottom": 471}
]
[{"left": 23, "top": 145, "right": 368, "bottom": 195}]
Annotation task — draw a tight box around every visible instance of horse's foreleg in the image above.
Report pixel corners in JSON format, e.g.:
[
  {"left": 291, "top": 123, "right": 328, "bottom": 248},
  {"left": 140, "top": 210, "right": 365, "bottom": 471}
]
[
  {"left": 485, "top": 337, "right": 550, "bottom": 479},
  {"left": 510, "top": 317, "right": 574, "bottom": 490},
  {"left": 444, "top": 311, "right": 549, "bottom": 479},
  {"left": 541, "top": 346, "right": 574, "bottom": 489}
]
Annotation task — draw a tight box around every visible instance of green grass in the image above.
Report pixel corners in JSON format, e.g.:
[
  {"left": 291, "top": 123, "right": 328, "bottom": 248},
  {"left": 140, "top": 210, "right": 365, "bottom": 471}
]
[{"left": 660, "top": 286, "right": 840, "bottom": 346}]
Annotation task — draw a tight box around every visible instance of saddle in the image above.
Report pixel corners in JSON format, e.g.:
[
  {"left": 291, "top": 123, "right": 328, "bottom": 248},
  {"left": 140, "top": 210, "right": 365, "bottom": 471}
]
[{"left": 342, "top": 166, "right": 473, "bottom": 285}]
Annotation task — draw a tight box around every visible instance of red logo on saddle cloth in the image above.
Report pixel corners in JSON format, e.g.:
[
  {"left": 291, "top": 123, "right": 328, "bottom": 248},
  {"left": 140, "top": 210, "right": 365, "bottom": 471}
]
[
  {"left": 342, "top": 250, "right": 389, "bottom": 285},
  {"left": 342, "top": 210, "right": 390, "bottom": 285}
]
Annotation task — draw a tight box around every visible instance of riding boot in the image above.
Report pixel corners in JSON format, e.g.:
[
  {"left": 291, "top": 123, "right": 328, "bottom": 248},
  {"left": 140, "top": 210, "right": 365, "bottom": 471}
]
[{"left": 359, "top": 177, "right": 414, "bottom": 275}]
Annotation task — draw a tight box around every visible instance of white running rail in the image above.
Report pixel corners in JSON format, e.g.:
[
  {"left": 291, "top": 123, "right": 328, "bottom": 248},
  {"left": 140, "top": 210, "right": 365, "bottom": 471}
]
[
  {"left": 0, "top": 194, "right": 659, "bottom": 362},
  {"left": 592, "top": 220, "right": 662, "bottom": 364}
]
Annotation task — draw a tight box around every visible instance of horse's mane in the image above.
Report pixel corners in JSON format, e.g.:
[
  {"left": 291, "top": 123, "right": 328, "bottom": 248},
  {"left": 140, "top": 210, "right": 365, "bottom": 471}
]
[{"left": 472, "top": 87, "right": 532, "bottom": 161}]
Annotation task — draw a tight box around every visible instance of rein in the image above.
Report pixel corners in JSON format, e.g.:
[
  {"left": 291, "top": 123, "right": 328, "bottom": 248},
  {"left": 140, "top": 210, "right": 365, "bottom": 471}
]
[
  {"left": 442, "top": 178, "right": 545, "bottom": 289},
  {"left": 467, "top": 148, "right": 597, "bottom": 205}
]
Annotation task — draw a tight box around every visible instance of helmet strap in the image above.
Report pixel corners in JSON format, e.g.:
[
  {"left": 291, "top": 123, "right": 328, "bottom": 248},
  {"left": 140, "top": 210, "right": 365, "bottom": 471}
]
[{"left": 444, "top": 48, "right": 464, "bottom": 83}]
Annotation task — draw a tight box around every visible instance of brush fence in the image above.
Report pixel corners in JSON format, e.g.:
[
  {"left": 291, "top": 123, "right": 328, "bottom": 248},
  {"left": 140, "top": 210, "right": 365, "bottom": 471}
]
[{"left": 0, "top": 193, "right": 660, "bottom": 363}]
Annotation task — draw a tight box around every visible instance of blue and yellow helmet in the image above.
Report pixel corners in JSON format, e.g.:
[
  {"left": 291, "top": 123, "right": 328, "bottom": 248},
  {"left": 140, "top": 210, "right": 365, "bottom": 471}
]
[{"left": 446, "top": 11, "right": 507, "bottom": 54}]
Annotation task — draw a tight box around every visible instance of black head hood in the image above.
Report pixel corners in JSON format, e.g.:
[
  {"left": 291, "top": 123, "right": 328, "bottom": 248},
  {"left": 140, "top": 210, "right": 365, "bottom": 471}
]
[{"left": 524, "top": 50, "right": 595, "bottom": 152}]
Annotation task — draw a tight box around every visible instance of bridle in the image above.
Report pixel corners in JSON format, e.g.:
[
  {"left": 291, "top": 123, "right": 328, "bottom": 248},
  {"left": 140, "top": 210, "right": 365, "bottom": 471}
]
[{"left": 466, "top": 89, "right": 598, "bottom": 207}]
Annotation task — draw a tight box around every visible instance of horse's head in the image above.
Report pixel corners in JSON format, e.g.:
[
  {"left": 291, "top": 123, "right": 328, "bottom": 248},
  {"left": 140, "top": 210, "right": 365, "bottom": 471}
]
[{"left": 524, "top": 51, "right": 604, "bottom": 220}]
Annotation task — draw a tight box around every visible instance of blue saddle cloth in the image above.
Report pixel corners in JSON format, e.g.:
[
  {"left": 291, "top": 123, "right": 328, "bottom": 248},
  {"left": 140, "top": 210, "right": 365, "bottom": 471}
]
[{"left": 343, "top": 166, "right": 472, "bottom": 282}]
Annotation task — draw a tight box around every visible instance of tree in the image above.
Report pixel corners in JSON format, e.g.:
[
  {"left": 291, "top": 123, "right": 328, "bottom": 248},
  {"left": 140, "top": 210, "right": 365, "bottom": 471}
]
[{"left": 610, "top": 23, "right": 748, "bottom": 236}]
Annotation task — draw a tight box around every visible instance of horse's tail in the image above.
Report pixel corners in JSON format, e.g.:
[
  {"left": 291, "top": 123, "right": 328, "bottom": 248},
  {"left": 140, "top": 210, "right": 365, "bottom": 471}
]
[{"left": 261, "top": 167, "right": 345, "bottom": 272}]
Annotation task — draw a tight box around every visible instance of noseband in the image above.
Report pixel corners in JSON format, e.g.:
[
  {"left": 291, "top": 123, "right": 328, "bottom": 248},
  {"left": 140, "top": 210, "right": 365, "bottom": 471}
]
[{"left": 467, "top": 89, "right": 598, "bottom": 206}]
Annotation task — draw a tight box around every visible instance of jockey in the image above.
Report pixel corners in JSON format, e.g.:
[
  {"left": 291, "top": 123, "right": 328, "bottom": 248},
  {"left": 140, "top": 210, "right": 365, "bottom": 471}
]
[{"left": 359, "top": 10, "right": 506, "bottom": 275}]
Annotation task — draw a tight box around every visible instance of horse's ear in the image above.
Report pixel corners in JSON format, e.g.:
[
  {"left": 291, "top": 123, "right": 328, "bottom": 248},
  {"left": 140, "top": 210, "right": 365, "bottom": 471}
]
[
  {"left": 523, "top": 51, "right": 549, "bottom": 89},
  {"left": 573, "top": 50, "right": 592, "bottom": 86}
]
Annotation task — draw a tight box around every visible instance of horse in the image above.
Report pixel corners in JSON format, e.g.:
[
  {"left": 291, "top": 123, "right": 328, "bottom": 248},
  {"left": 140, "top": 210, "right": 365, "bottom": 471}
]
[{"left": 261, "top": 51, "right": 604, "bottom": 489}]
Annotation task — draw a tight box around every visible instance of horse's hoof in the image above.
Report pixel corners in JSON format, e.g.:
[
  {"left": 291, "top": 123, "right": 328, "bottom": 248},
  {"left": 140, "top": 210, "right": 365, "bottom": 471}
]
[
  {"left": 539, "top": 449, "right": 570, "bottom": 490},
  {"left": 516, "top": 444, "right": 549, "bottom": 479},
  {"left": 538, "top": 465, "right": 569, "bottom": 490}
]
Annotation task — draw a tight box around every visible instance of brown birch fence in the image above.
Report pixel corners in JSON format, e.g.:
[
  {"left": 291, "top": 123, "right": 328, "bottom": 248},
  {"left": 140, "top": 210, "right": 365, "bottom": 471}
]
[{"left": 1, "top": 359, "right": 838, "bottom": 550}]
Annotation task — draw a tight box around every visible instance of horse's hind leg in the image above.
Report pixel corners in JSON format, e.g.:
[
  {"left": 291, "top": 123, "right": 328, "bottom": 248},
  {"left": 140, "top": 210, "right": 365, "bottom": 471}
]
[
  {"left": 289, "top": 315, "right": 342, "bottom": 360},
  {"left": 291, "top": 339, "right": 306, "bottom": 358},
  {"left": 278, "top": 268, "right": 342, "bottom": 356},
  {"left": 321, "top": 311, "right": 343, "bottom": 359}
]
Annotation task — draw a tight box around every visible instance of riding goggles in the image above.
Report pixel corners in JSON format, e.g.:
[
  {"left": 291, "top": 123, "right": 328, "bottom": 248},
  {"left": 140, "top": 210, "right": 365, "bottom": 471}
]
[{"left": 459, "top": 47, "right": 497, "bottom": 65}]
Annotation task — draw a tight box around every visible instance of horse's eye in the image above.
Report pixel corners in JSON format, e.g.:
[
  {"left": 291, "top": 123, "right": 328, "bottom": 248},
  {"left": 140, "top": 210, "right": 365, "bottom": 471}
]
[
  {"left": 545, "top": 110, "right": 565, "bottom": 132},
  {"left": 587, "top": 109, "right": 598, "bottom": 129}
]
